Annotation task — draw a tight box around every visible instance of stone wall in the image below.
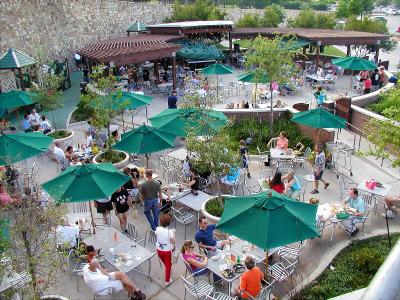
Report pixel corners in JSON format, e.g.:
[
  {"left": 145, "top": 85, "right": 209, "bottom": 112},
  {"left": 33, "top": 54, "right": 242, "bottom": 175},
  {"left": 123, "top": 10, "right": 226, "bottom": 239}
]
[{"left": 0, "top": 0, "right": 173, "bottom": 63}]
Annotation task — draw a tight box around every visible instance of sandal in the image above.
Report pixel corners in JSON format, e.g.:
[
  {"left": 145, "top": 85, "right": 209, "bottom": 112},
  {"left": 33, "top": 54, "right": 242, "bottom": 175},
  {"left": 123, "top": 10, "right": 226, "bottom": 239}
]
[
  {"left": 311, "top": 189, "right": 319, "bottom": 194},
  {"left": 324, "top": 183, "right": 330, "bottom": 190}
]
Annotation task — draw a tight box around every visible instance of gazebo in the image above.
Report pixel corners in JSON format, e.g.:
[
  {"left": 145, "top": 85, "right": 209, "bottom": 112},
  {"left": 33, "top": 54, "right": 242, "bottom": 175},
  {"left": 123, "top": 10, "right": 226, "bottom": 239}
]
[
  {"left": 126, "top": 21, "right": 148, "bottom": 35},
  {"left": 0, "top": 48, "right": 37, "bottom": 91}
]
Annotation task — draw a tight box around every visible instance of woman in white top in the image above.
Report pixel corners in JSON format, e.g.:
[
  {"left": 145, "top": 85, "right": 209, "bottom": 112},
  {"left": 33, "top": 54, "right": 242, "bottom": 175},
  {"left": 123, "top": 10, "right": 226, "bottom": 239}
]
[{"left": 155, "top": 214, "right": 175, "bottom": 286}]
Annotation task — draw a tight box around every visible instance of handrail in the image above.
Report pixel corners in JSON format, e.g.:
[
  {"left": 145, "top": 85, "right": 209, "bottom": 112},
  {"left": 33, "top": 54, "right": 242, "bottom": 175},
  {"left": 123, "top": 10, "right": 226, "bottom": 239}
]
[{"left": 362, "top": 239, "right": 400, "bottom": 299}]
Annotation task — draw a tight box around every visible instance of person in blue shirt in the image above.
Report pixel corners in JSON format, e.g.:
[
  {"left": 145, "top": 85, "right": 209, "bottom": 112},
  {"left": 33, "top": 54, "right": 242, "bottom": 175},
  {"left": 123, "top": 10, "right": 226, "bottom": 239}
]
[
  {"left": 167, "top": 90, "right": 178, "bottom": 109},
  {"left": 343, "top": 188, "right": 366, "bottom": 236},
  {"left": 283, "top": 171, "right": 302, "bottom": 200},
  {"left": 22, "top": 114, "right": 32, "bottom": 132},
  {"left": 195, "top": 216, "right": 231, "bottom": 256}
]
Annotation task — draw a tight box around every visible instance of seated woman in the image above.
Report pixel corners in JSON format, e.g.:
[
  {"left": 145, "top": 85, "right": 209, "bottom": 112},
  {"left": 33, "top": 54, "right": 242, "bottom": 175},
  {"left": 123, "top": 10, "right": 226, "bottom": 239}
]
[
  {"left": 65, "top": 146, "right": 77, "bottom": 162},
  {"left": 282, "top": 171, "right": 302, "bottom": 200},
  {"left": 275, "top": 131, "right": 289, "bottom": 150},
  {"left": 157, "top": 180, "right": 171, "bottom": 214},
  {"left": 181, "top": 240, "right": 220, "bottom": 282},
  {"left": 265, "top": 171, "right": 285, "bottom": 194},
  {"left": 221, "top": 165, "right": 241, "bottom": 187},
  {"left": 183, "top": 169, "right": 200, "bottom": 195}
]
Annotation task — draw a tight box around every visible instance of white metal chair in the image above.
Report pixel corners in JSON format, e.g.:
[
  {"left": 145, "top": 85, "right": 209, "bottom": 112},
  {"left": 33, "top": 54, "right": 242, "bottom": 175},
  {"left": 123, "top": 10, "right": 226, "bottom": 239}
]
[
  {"left": 181, "top": 273, "right": 214, "bottom": 300},
  {"left": 171, "top": 207, "right": 196, "bottom": 240},
  {"left": 144, "top": 229, "right": 157, "bottom": 251},
  {"left": 206, "top": 290, "right": 237, "bottom": 300},
  {"left": 126, "top": 222, "right": 144, "bottom": 243},
  {"left": 359, "top": 192, "right": 380, "bottom": 219},
  {"left": 338, "top": 173, "right": 357, "bottom": 201},
  {"left": 295, "top": 147, "right": 311, "bottom": 169},
  {"left": 295, "top": 175, "right": 307, "bottom": 202},
  {"left": 268, "top": 257, "right": 298, "bottom": 286},
  {"left": 267, "top": 137, "right": 278, "bottom": 149},
  {"left": 245, "top": 279, "right": 274, "bottom": 300},
  {"left": 256, "top": 146, "right": 269, "bottom": 166}
]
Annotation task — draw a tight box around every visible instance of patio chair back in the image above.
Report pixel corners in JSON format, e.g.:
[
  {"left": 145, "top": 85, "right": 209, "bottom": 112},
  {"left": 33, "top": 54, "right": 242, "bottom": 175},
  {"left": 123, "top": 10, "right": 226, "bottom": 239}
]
[
  {"left": 275, "top": 160, "right": 294, "bottom": 174},
  {"left": 144, "top": 229, "right": 157, "bottom": 251},
  {"left": 126, "top": 222, "right": 139, "bottom": 241},
  {"left": 267, "top": 138, "right": 278, "bottom": 149},
  {"left": 338, "top": 174, "right": 357, "bottom": 200},
  {"left": 180, "top": 274, "right": 214, "bottom": 300},
  {"left": 72, "top": 202, "right": 89, "bottom": 213}
]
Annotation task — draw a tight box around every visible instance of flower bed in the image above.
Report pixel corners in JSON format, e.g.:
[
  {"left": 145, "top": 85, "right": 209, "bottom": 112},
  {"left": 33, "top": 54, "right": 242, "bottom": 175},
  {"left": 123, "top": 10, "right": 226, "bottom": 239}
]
[{"left": 294, "top": 234, "right": 400, "bottom": 299}]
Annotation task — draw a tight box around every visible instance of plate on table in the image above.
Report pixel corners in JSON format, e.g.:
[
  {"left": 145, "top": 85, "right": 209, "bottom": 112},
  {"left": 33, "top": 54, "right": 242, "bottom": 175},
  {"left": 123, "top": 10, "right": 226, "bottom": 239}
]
[
  {"left": 221, "top": 268, "right": 235, "bottom": 279},
  {"left": 233, "top": 264, "right": 245, "bottom": 273}
]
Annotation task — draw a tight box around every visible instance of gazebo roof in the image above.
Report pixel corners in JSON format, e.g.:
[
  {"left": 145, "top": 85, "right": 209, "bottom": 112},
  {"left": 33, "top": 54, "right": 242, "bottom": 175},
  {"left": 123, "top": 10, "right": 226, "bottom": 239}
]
[
  {"left": 78, "top": 34, "right": 182, "bottom": 66},
  {"left": 126, "top": 21, "right": 148, "bottom": 33},
  {"left": 0, "top": 48, "right": 37, "bottom": 69},
  {"left": 232, "top": 28, "right": 387, "bottom": 46}
]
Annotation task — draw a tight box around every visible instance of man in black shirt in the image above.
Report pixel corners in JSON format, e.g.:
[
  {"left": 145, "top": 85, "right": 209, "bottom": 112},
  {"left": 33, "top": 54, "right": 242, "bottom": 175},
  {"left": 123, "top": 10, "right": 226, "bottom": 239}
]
[
  {"left": 371, "top": 69, "right": 380, "bottom": 92},
  {"left": 167, "top": 90, "right": 178, "bottom": 109},
  {"left": 111, "top": 187, "right": 131, "bottom": 233}
]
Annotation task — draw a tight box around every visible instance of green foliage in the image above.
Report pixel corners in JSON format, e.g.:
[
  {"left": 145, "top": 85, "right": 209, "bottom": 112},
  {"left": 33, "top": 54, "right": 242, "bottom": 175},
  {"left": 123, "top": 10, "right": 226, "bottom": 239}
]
[
  {"left": 236, "top": 13, "right": 262, "bottom": 28},
  {"left": 262, "top": 4, "right": 285, "bottom": 27},
  {"left": 336, "top": 0, "right": 349, "bottom": 18},
  {"left": 395, "top": 0, "right": 400, "bottom": 8},
  {"left": 166, "top": 0, "right": 226, "bottom": 22},
  {"left": 205, "top": 197, "right": 225, "bottom": 217},
  {"left": 288, "top": 9, "right": 336, "bottom": 29},
  {"left": 225, "top": 118, "right": 313, "bottom": 154},
  {"left": 283, "top": 1, "right": 303, "bottom": 10},
  {"left": 309, "top": 2, "right": 329, "bottom": 11},
  {"left": 367, "top": 86, "right": 400, "bottom": 117},
  {"left": 297, "top": 234, "right": 400, "bottom": 299},
  {"left": 97, "top": 150, "right": 126, "bottom": 164},
  {"left": 348, "top": 0, "right": 374, "bottom": 17},
  {"left": 47, "top": 129, "right": 71, "bottom": 139}
]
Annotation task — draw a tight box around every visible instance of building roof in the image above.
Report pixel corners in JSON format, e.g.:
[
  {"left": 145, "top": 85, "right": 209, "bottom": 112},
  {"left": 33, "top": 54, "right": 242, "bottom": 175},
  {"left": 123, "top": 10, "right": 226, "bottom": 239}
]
[
  {"left": 147, "top": 20, "right": 234, "bottom": 29},
  {"left": 126, "top": 21, "right": 148, "bottom": 33},
  {"left": 78, "top": 34, "right": 182, "bottom": 66},
  {"left": 232, "top": 28, "right": 387, "bottom": 46},
  {"left": 0, "top": 48, "right": 37, "bottom": 69}
]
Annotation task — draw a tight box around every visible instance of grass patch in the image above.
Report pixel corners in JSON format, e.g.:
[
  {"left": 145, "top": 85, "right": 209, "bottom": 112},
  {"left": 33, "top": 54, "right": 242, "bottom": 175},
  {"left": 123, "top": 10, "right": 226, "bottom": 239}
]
[
  {"left": 48, "top": 130, "right": 71, "bottom": 139},
  {"left": 295, "top": 234, "right": 400, "bottom": 299},
  {"left": 307, "top": 46, "right": 346, "bottom": 58}
]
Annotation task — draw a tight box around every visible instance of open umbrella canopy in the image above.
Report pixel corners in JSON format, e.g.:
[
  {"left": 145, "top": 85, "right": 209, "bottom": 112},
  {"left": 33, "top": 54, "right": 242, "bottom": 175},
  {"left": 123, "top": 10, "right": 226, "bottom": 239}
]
[
  {"left": 0, "top": 132, "right": 53, "bottom": 165},
  {"left": 113, "top": 124, "right": 177, "bottom": 154},
  {"left": 110, "top": 91, "right": 153, "bottom": 110},
  {"left": 216, "top": 191, "right": 320, "bottom": 250},
  {"left": 41, "top": 163, "right": 130, "bottom": 203},
  {"left": 332, "top": 56, "right": 376, "bottom": 71},
  {"left": 291, "top": 107, "right": 346, "bottom": 129},
  {"left": 201, "top": 63, "right": 233, "bottom": 75},
  {"left": 237, "top": 71, "right": 269, "bottom": 84},
  {"left": 0, "top": 90, "right": 37, "bottom": 110},
  {"left": 149, "top": 108, "right": 228, "bottom": 137}
]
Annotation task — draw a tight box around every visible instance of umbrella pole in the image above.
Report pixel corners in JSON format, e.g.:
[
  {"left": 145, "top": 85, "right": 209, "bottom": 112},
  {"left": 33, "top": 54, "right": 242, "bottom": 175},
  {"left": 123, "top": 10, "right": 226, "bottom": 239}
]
[
  {"left": 265, "top": 250, "right": 269, "bottom": 278},
  {"left": 145, "top": 153, "right": 149, "bottom": 169},
  {"left": 89, "top": 201, "right": 96, "bottom": 234}
]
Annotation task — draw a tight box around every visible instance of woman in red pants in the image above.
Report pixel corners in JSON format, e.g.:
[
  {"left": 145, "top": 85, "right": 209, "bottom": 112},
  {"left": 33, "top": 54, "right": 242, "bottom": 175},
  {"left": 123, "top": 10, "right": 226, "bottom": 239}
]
[{"left": 155, "top": 214, "right": 176, "bottom": 286}]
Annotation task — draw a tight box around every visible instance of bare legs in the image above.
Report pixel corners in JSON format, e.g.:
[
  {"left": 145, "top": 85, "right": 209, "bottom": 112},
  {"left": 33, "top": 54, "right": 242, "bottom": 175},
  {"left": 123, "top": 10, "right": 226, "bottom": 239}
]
[{"left": 114, "top": 271, "right": 140, "bottom": 295}]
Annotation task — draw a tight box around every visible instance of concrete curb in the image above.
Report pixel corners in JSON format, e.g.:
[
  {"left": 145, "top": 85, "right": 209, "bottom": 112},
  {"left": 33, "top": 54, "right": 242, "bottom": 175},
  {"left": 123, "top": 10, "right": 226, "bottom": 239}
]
[{"left": 283, "top": 227, "right": 400, "bottom": 300}]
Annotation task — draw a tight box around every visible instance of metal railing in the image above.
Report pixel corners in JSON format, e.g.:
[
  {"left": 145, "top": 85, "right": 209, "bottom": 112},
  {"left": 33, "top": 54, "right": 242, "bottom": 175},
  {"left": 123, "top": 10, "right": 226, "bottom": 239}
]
[{"left": 362, "top": 239, "right": 400, "bottom": 300}]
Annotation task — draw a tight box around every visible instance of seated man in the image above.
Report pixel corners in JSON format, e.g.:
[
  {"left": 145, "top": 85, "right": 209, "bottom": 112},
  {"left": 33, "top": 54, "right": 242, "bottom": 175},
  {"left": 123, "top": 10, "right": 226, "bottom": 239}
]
[
  {"left": 383, "top": 195, "right": 400, "bottom": 218},
  {"left": 195, "top": 216, "right": 231, "bottom": 256},
  {"left": 232, "top": 256, "right": 264, "bottom": 299},
  {"left": 56, "top": 218, "right": 83, "bottom": 248},
  {"left": 53, "top": 141, "right": 65, "bottom": 159},
  {"left": 343, "top": 188, "right": 366, "bottom": 236},
  {"left": 83, "top": 259, "right": 145, "bottom": 300}
]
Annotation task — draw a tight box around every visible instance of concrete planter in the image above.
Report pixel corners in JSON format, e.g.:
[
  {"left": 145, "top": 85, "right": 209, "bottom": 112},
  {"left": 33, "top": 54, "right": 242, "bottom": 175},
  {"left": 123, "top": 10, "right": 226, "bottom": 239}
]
[
  {"left": 92, "top": 150, "right": 129, "bottom": 170},
  {"left": 201, "top": 195, "right": 232, "bottom": 224},
  {"left": 40, "top": 296, "right": 70, "bottom": 300},
  {"left": 47, "top": 129, "right": 75, "bottom": 148}
]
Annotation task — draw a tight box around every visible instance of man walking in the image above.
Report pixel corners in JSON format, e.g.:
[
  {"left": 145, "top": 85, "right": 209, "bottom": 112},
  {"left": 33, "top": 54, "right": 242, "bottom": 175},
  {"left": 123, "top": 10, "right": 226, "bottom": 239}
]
[
  {"left": 311, "top": 143, "right": 329, "bottom": 194},
  {"left": 140, "top": 169, "right": 162, "bottom": 231},
  {"left": 167, "top": 90, "right": 178, "bottom": 109}
]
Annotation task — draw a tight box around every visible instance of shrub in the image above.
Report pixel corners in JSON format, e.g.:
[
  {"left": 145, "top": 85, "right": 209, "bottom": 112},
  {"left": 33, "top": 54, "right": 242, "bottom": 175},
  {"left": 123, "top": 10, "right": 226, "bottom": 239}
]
[
  {"left": 353, "top": 247, "right": 384, "bottom": 275},
  {"left": 283, "top": 1, "right": 302, "bottom": 9},
  {"left": 310, "top": 2, "right": 329, "bottom": 10},
  {"left": 48, "top": 130, "right": 71, "bottom": 139},
  {"left": 205, "top": 197, "right": 224, "bottom": 217},
  {"left": 97, "top": 150, "right": 126, "bottom": 164}
]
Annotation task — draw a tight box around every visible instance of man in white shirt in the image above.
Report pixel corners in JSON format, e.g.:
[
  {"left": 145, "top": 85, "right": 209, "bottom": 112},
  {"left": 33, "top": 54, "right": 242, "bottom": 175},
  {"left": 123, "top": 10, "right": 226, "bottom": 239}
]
[
  {"left": 40, "top": 115, "right": 53, "bottom": 134},
  {"left": 29, "top": 109, "right": 41, "bottom": 126},
  {"left": 53, "top": 141, "right": 65, "bottom": 158},
  {"left": 83, "top": 259, "right": 145, "bottom": 299}
]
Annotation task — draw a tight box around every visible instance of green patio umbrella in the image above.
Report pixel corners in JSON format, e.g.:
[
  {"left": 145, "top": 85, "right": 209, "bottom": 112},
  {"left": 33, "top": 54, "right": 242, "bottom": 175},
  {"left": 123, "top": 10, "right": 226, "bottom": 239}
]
[
  {"left": 42, "top": 163, "right": 130, "bottom": 233},
  {"left": 41, "top": 163, "right": 130, "bottom": 203},
  {"left": 0, "top": 90, "right": 37, "bottom": 128},
  {"left": 113, "top": 124, "right": 177, "bottom": 168},
  {"left": 216, "top": 191, "right": 319, "bottom": 272},
  {"left": 0, "top": 132, "right": 53, "bottom": 165},
  {"left": 202, "top": 63, "right": 233, "bottom": 99},
  {"left": 238, "top": 71, "right": 269, "bottom": 105},
  {"left": 149, "top": 108, "right": 228, "bottom": 137},
  {"left": 292, "top": 107, "right": 346, "bottom": 143},
  {"left": 331, "top": 56, "right": 377, "bottom": 71}
]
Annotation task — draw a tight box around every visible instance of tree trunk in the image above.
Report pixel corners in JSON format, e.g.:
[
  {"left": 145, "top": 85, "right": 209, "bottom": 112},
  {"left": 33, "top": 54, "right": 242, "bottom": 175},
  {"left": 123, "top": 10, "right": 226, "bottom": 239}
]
[
  {"left": 51, "top": 110, "right": 56, "bottom": 130},
  {"left": 22, "top": 231, "right": 40, "bottom": 299},
  {"left": 269, "top": 82, "right": 273, "bottom": 135}
]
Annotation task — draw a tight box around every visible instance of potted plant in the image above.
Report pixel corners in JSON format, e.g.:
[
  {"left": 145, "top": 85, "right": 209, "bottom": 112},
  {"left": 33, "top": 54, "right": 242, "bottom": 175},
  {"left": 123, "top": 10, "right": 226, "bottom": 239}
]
[
  {"left": 86, "top": 65, "right": 129, "bottom": 168},
  {"left": 0, "top": 165, "right": 68, "bottom": 300}
]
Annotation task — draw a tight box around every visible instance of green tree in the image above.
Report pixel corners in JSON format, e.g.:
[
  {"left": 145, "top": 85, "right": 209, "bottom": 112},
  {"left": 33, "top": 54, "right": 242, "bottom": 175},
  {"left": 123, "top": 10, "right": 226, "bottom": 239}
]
[
  {"left": 236, "top": 13, "right": 262, "bottom": 28},
  {"left": 166, "top": 0, "right": 226, "bottom": 22},
  {"left": 362, "top": 86, "right": 400, "bottom": 167},
  {"left": 395, "top": 0, "right": 400, "bottom": 8},
  {"left": 262, "top": 4, "right": 285, "bottom": 27},
  {"left": 288, "top": 9, "right": 336, "bottom": 29},
  {"left": 336, "top": 0, "right": 349, "bottom": 18},
  {"left": 348, "top": 0, "right": 374, "bottom": 18},
  {"left": 244, "top": 36, "right": 296, "bottom": 133}
]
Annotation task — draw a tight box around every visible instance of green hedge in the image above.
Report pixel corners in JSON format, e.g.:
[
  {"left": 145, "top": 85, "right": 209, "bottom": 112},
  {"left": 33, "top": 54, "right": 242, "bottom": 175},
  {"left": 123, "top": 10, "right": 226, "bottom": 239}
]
[
  {"left": 225, "top": 118, "right": 313, "bottom": 154},
  {"left": 295, "top": 234, "right": 400, "bottom": 299}
]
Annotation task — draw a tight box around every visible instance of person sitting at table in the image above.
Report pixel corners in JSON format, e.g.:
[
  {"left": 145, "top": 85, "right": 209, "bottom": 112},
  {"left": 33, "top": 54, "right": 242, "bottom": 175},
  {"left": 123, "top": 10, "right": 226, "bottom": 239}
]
[
  {"left": 83, "top": 258, "right": 146, "bottom": 300},
  {"left": 94, "top": 198, "right": 113, "bottom": 226},
  {"left": 40, "top": 115, "right": 53, "bottom": 134},
  {"left": 65, "top": 146, "right": 77, "bottom": 162},
  {"left": 195, "top": 216, "right": 231, "bottom": 256},
  {"left": 156, "top": 180, "right": 172, "bottom": 214},
  {"left": 383, "top": 195, "right": 400, "bottom": 219},
  {"left": 85, "top": 130, "right": 93, "bottom": 147},
  {"left": 0, "top": 182, "right": 15, "bottom": 207},
  {"left": 53, "top": 141, "right": 65, "bottom": 159},
  {"left": 231, "top": 256, "right": 264, "bottom": 299},
  {"left": 181, "top": 240, "right": 221, "bottom": 282},
  {"left": 220, "top": 165, "right": 241, "bottom": 192},
  {"left": 22, "top": 114, "right": 32, "bottom": 132},
  {"left": 32, "top": 124, "right": 41, "bottom": 132},
  {"left": 111, "top": 187, "right": 131, "bottom": 234},
  {"left": 282, "top": 171, "right": 302, "bottom": 200},
  {"left": 183, "top": 168, "right": 200, "bottom": 195},
  {"left": 275, "top": 131, "right": 289, "bottom": 150},
  {"left": 56, "top": 217, "right": 83, "bottom": 248},
  {"left": 155, "top": 214, "right": 176, "bottom": 287},
  {"left": 343, "top": 188, "right": 366, "bottom": 236},
  {"left": 28, "top": 109, "right": 41, "bottom": 126},
  {"left": 266, "top": 171, "right": 285, "bottom": 194},
  {"left": 86, "top": 245, "right": 98, "bottom": 263}
]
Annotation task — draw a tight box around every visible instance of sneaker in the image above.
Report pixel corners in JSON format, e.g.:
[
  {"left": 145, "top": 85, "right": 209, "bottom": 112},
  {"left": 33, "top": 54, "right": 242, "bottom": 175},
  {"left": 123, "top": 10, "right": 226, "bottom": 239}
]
[
  {"left": 351, "top": 228, "right": 359, "bottom": 236},
  {"left": 311, "top": 189, "right": 319, "bottom": 194},
  {"left": 165, "top": 279, "right": 173, "bottom": 287}
]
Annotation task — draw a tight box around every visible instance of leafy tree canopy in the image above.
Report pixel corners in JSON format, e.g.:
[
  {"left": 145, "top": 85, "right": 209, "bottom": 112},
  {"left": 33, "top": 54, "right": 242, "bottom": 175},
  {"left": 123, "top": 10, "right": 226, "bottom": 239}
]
[
  {"left": 235, "top": 5, "right": 285, "bottom": 28},
  {"left": 166, "top": 0, "right": 226, "bottom": 22},
  {"left": 288, "top": 9, "right": 336, "bottom": 29}
]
